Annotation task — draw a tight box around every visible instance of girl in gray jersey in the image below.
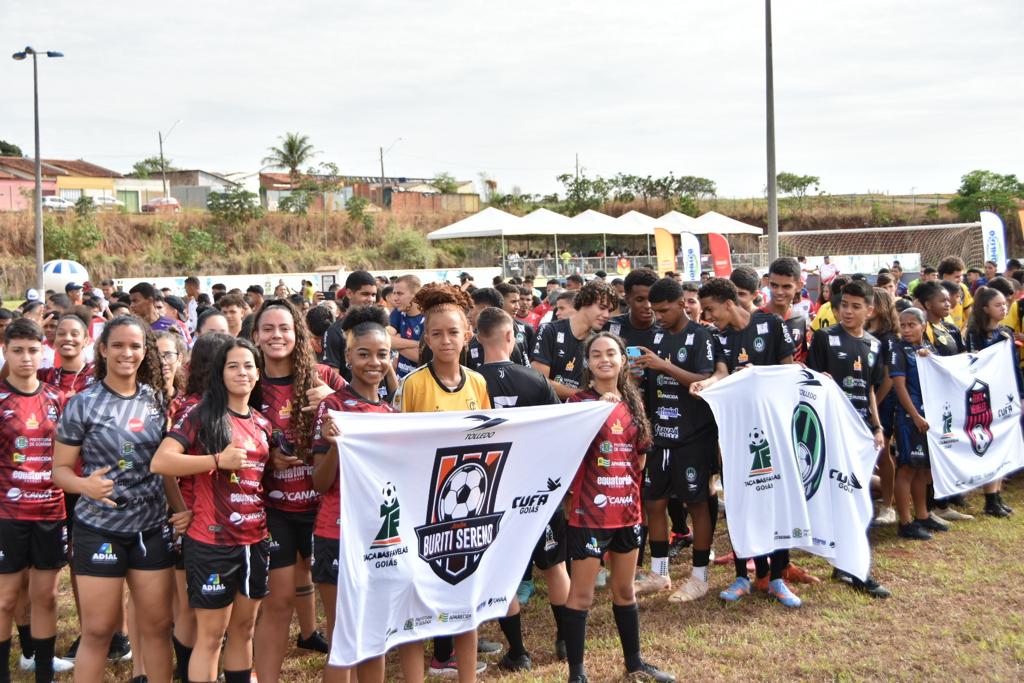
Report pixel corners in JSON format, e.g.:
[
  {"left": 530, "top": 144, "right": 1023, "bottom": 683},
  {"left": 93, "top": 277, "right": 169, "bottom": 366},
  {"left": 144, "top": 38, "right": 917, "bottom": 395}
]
[{"left": 54, "top": 316, "right": 179, "bottom": 683}]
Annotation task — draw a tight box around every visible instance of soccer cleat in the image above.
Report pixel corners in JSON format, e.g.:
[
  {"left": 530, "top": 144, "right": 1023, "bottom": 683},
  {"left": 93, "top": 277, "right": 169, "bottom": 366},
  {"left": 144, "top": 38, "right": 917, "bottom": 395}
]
[
  {"left": 667, "top": 531, "right": 693, "bottom": 558},
  {"left": 516, "top": 579, "right": 535, "bottom": 606},
  {"left": 428, "top": 657, "right": 487, "bottom": 677},
  {"left": 996, "top": 493, "right": 1013, "bottom": 514},
  {"left": 668, "top": 575, "right": 708, "bottom": 603},
  {"left": 555, "top": 639, "right": 567, "bottom": 661},
  {"left": 783, "top": 563, "right": 820, "bottom": 585},
  {"left": 719, "top": 576, "right": 752, "bottom": 602},
  {"left": 296, "top": 630, "right": 329, "bottom": 653},
  {"left": 626, "top": 658, "right": 676, "bottom": 682},
  {"left": 768, "top": 579, "right": 802, "bottom": 608},
  {"left": 832, "top": 569, "right": 891, "bottom": 599},
  {"left": 919, "top": 514, "right": 949, "bottom": 532},
  {"left": 633, "top": 572, "right": 671, "bottom": 595},
  {"left": 108, "top": 632, "right": 132, "bottom": 661},
  {"left": 713, "top": 550, "right": 736, "bottom": 566},
  {"left": 498, "top": 651, "right": 532, "bottom": 671},
  {"left": 984, "top": 501, "right": 1010, "bottom": 518},
  {"left": 872, "top": 506, "right": 898, "bottom": 526},
  {"left": 477, "top": 638, "right": 502, "bottom": 655},
  {"left": 898, "top": 522, "right": 932, "bottom": 540},
  {"left": 933, "top": 507, "right": 973, "bottom": 521}
]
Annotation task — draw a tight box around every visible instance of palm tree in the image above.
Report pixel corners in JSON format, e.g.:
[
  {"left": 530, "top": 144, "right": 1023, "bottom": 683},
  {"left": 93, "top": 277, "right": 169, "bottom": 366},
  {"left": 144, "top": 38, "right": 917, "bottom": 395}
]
[{"left": 262, "top": 132, "right": 317, "bottom": 178}]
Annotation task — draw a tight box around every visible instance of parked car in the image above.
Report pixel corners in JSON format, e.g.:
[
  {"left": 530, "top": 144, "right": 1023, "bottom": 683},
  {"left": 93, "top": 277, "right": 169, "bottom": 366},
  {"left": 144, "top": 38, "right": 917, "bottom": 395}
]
[
  {"left": 41, "top": 196, "right": 75, "bottom": 212},
  {"left": 92, "top": 195, "right": 125, "bottom": 209},
  {"left": 142, "top": 196, "right": 181, "bottom": 213}
]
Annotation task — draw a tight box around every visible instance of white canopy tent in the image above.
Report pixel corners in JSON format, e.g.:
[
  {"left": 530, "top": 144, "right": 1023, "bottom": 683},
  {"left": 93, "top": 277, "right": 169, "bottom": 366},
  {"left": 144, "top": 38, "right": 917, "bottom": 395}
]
[
  {"left": 692, "top": 210, "right": 764, "bottom": 236},
  {"left": 656, "top": 210, "right": 700, "bottom": 234},
  {"left": 425, "top": 206, "right": 522, "bottom": 240}
]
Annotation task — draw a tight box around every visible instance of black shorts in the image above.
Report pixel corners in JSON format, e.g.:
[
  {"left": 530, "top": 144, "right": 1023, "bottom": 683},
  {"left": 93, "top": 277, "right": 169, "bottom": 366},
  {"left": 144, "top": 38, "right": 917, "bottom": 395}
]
[
  {"left": 72, "top": 522, "right": 175, "bottom": 578},
  {"left": 0, "top": 519, "right": 68, "bottom": 573},
  {"left": 895, "top": 415, "right": 930, "bottom": 469},
  {"left": 567, "top": 524, "right": 641, "bottom": 561},
  {"left": 644, "top": 437, "right": 716, "bottom": 503},
  {"left": 312, "top": 535, "right": 340, "bottom": 586},
  {"left": 266, "top": 508, "right": 315, "bottom": 570},
  {"left": 184, "top": 536, "right": 270, "bottom": 609},
  {"left": 531, "top": 512, "right": 567, "bottom": 571},
  {"left": 64, "top": 493, "right": 79, "bottom": 537}
]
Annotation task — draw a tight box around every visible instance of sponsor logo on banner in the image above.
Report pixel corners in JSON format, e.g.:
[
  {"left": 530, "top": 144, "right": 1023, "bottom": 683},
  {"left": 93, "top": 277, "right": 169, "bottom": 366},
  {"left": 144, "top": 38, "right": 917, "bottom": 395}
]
[
  {"left": 364, "top": 483, "right": 409, "bottom": 569},
  {"left": 964, "top": 379, "right": 994, "bottom": 456},
  {"left": 748, "top": 427, "right": 773, "bottom": 475},
  {"left": 830, "top": 468, "right": 863, "bottom": 493},
  {"left": 414, "top": 444, "right": 510, "bottom": 585},
  {"left": 792, "top": 402, "right": 826, "bottom": 500}
]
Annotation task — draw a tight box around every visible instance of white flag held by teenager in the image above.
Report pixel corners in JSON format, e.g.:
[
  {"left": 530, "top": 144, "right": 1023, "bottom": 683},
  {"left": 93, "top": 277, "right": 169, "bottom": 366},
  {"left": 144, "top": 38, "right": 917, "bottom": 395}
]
[
  {"left": 917, "top": 341, "right": 1024, "bottom": 498},
  {"left": 701, "top": 365, "right": 876, "bottom": 580},
  {"left": 327, "top": 401, "right": 613, "bottom": 667}
]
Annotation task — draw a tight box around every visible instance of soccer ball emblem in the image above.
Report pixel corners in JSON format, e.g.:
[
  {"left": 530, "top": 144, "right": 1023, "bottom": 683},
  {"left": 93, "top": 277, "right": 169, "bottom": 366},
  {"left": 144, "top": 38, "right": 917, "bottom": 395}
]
[
  {"left": 381, "top": 481, "right": 398, "bottom": 507},
  {"left": 437, "top": 463, "right": 487, "bottom": 521},
  {"left": 749, "top": 427, "right": 766, "bottom": 446}
]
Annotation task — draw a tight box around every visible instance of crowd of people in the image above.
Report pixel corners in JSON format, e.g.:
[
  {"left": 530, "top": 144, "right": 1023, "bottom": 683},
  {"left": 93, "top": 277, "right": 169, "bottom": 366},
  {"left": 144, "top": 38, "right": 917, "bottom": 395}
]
[{"left": 0, "top": 251, "right": 1020, "bottom": 683}]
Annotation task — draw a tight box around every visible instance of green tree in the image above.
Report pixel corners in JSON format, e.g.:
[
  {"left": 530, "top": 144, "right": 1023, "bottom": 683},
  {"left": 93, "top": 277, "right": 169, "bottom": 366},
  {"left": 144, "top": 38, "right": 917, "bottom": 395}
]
[
  {"left": 345, "top": 195, "right": 374, "bottom": 231},
  {"left": 675, "top": 175, "right": 716, "bottom": 199},
  {"left": 262, "top": 132, "right": 317, "bottom": 178},
  {"left": 170, "top": 227, "right": 217, "bottom": 270},
  {"left": 74, "top": 195, "right": 96, "bottom": 219},
  {"left": 556, "top": 171, "right": 610, "bottom": 214},
  {"left": 131, "top": 156, "right": 176, "bottom": 178},
  {"left": 207, "top": 186, "right": 263, "bottom": 225},
  {"left": 0, "top": 140, "right": 23, "bottom": 157},
  {"left": 44, "top": 216, "right": 101, "bottom": 261},
  {"left": 430, "top": 172, "right": 460, "bottom": 194},
  {"left": 948, "top": 170, "right": 1024, "bottom": 221},
  {"left": 776, "top": 172, "right": 820, "bottom": 203}
]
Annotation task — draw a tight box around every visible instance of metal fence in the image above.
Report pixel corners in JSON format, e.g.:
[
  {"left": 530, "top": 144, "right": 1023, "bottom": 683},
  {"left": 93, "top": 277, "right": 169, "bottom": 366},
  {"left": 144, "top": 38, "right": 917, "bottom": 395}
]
[{"left": 507, "top": 252, "right": 767, "bottom": 279}]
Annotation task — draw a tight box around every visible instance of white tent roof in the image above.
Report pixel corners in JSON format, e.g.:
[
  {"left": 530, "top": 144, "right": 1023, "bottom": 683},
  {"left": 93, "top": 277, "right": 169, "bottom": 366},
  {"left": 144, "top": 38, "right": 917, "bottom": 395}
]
[
  {"left": 693, "top": 210, "right": 763, "bottom": 235},
  {"left": 518, "top": 207, "right": 571, "bottom": 235},
  {"left": 426, "top": 207, "right": 522, "bottom": 240},
  {"left": 570, "top": 209, "right": 642, "bottom": 236},
  {"left": 656, "top": 210, "right": 700, "bottom": 234}
]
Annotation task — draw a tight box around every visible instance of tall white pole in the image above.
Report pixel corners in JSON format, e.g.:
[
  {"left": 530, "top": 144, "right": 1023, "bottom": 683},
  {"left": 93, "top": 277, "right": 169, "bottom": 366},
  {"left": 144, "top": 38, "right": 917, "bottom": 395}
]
[{"left": 765, "top": 0, "right": 779, "bottom": 263}]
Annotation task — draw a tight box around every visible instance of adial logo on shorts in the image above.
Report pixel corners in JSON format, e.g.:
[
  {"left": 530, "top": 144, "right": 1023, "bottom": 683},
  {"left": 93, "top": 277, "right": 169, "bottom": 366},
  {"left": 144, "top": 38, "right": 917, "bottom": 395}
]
[
  {"left": 92, "top": 543, "right": 118, "bottom": 564},
  {"left": 364, "top": 481, "right": 409, "bottom": 569},
  {"left": 415, "top": 443, "right": 510, "bottom": 585},
  {"left": 202, "top": 573, "right": 226, "bottom": 593},
  {"left": 792, "top": 402, "right": 826, "bottom": 500}
]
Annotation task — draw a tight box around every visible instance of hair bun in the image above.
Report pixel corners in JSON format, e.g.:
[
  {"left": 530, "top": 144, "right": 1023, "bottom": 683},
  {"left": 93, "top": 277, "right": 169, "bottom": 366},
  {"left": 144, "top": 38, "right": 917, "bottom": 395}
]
[
  {"left": 340, "top": 305, "right": 389, "bottom": 332},
  {"left": 413, "top": 283, "right": 472, "bottom": 312}
]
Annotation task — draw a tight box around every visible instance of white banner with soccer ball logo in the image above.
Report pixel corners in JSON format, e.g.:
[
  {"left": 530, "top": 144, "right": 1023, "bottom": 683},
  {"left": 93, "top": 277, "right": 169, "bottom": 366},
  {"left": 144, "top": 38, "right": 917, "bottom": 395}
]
[
  {"left": 701, "top": 365, "right": 877, "bottom": 580},
  {"left": 917, "top": 341, "right": 1024, "bottom": 498},
  {"left": 327, "top": 401, "right": 613, "bottom": 667}
]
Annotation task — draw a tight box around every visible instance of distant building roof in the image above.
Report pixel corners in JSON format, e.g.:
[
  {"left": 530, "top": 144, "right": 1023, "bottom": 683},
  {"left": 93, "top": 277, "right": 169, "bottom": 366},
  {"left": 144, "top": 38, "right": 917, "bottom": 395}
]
[
  {"left": 41, "top": 159, "right": 122, "bottom": 178},
  {"left": 0, "top": 157, "right": 69, "bottom": 178}
]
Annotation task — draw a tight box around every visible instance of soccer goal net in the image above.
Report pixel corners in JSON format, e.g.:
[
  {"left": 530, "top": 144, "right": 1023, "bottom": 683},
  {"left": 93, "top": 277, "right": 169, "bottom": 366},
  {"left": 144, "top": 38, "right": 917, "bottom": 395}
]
[{"left": 766, "top": 222, "right": 985, "bottom": 271}]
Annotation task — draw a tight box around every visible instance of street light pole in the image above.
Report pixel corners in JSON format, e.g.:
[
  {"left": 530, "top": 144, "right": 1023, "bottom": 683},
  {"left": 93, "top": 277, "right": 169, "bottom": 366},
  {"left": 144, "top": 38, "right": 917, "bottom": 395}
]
[
  {"left": 765, "top": 0, "right": 779, "bottom": 263},
  {"left": 12, "top": 46, "right": 63, "bottom": 294},
  {"left": 159, "top": 119, "right": 181, "bottom": 199}
]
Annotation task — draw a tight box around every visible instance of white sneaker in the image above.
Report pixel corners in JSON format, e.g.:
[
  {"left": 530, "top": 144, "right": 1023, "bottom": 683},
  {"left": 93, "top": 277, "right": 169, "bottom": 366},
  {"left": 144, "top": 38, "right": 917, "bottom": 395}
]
[
  {"left": 934, "top": 507, "right": 974, "bottom": 521},
  {"left": 873, "top": 506, "right": 898, "bottom": 525},
  {"left": 18, "top": 654, "right": 33, "bottom": 671},
  {"left": 17, "top": 655, "right": 73, "bottom": 673},
  {"left": 633, "top": 572, "right": 671, "bottom": 595},
  {"left": 668, "top": 575, "right": 709, "bottom": 603}
]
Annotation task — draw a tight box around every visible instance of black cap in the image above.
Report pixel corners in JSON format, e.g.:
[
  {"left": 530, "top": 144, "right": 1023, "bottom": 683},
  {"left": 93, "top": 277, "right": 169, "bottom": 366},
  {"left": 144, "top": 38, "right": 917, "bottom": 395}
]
[
  {"left": 65, "top": 282, "right": 83, "bottom": 292},
  {"left": 163, "top": 295, "right": 186, "bottom": 316}
]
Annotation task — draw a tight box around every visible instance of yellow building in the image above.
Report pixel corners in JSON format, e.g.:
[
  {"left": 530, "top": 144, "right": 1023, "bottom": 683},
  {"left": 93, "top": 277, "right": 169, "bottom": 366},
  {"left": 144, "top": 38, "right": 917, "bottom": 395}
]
[{"left": 44, "top": 159, "right": 120, "bottom": 201}]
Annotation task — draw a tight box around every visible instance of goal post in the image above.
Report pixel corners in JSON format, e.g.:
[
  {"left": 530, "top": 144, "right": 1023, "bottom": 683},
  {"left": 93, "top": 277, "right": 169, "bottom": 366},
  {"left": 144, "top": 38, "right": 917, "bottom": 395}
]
[{"left": 764, "top": 222, "right": 985, "bottom": 272}]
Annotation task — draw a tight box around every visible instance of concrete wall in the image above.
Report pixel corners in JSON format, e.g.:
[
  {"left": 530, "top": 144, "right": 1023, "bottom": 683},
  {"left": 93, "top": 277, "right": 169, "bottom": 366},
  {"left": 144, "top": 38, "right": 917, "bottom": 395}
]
[{"left": 0, "top": 178, "right": 57, "bottom": 211}]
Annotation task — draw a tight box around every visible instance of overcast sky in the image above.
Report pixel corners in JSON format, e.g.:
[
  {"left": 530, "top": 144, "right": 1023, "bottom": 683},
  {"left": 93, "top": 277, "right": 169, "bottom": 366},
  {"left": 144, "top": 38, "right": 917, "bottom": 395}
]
[{"left": 3, "top": 0, "right": 1021, "bottom": 198}]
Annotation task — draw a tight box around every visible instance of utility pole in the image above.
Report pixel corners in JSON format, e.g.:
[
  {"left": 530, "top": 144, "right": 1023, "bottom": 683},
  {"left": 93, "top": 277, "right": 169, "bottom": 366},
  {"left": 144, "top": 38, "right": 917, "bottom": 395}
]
[
  {"left": 379, "top": 146, "right": 386, "bottom": 209},
  {"left": 575, "top": 153, "right": 579, "bottom": 182},
  {"left": 765, "top": 0, "right": 779, "bottom": 262},
  {"left": 159, "top": 131, "right": 167, "bottom": 198}
]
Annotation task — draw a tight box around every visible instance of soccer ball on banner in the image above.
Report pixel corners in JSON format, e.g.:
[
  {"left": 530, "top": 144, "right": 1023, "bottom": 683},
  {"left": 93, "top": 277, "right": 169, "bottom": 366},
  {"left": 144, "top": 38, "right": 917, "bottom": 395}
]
[
  {"left": 749, "top": 427, "right": 766, "bottom": 446},
  {"left": 437, "top": 463, "right": 487, "bottom": 521},
  {"left": 381, "top": 481, "right": 397, "bottom": 507}
]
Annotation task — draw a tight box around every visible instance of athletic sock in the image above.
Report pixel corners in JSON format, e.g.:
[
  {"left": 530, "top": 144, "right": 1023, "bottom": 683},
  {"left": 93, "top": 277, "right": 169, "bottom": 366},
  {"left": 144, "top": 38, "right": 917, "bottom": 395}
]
[
  {"left": 32, "top": 636, "right": 55, "bottom": 683},
  {"left": 562, "top": 607, "right": 588, "bottom": 679},
  {"left": 172, "top": 634, "right": 192, "bottom": 682},
  {"left": 734, "top": 555, "right": 749, "bottom": 579},
  {"left": 754, "top": 554, "right": 770, "bottom": 579},
  {"left": 0, "top": 639, "right": 11, "bottom": 683},
  {"left": 636, "top": 525, "right": 648, "bottom": 567},
  {"left": 551, "top": 603, "right": 566, "bottom": 642},
  {"left": 707, "top": 492, "right": 720, "bottom": 538},
  {"left": 692, "top": 548, "right": 710, "bottom": 583},
  {"left": 612, "top": 603, "right": 642, "bottom": 672},
  {"left": 668, "top": 499, "right": 688, "bottom": 535},
  {"left": 224, "top": 670, "right": 252, "bottom": 683},
  {"left": 498, "top": 614, "right": 526, "bottom": 658},
  {"left": 16, "top": 624, "right": 33, "bottom": 660},
  {"left": 650, "top": 540, "right": 669, "bottom": 578},
  {"left": 433, "top": 636, "right": 453, "bottom": 662},
  {"left": 770, "top": 548, "right": 790, "bottom": 581}
]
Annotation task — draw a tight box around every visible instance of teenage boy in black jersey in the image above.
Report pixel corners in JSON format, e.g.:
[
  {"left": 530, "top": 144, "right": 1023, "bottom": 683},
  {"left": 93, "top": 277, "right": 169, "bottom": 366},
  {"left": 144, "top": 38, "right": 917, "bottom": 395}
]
[
  {"left": 604, "top": 269, "right": 660, "bottom": 351},
  {"left": 466, "top": 288, "right": 530, "bottom": 370},
  {"left": 475, "top": 308, "right": 569, "bottom": 671},
  {"left": 763, "top": 258, "right": 810, "bottom": 363},
  {"left": 632, "top": 278, "right": 716, "bottom": 602},
  {"left": 690, "top": 278, "right": 804, "bottom": 607},
  {"left": 495, "top": 282, "right": 535, "bottom": 357},
  {"left": 807, "top": 279, "right": 892, "bottom": 599},
  {"left": 532, "top": 281, "right": 618, "bottom": 400}
]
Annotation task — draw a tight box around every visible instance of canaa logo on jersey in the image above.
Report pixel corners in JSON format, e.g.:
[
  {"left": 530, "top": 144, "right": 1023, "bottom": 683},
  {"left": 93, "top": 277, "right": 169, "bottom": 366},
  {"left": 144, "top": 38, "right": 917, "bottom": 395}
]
[{"left": 792, "top": 402, "right": 826, "bottom": 500}]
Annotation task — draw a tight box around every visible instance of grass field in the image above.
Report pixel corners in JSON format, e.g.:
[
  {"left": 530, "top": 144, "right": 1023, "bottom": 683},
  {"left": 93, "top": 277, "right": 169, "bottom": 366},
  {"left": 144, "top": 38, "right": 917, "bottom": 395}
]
[{"left": 10, "top": 481, "right": 1023, "bottom": 682}]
